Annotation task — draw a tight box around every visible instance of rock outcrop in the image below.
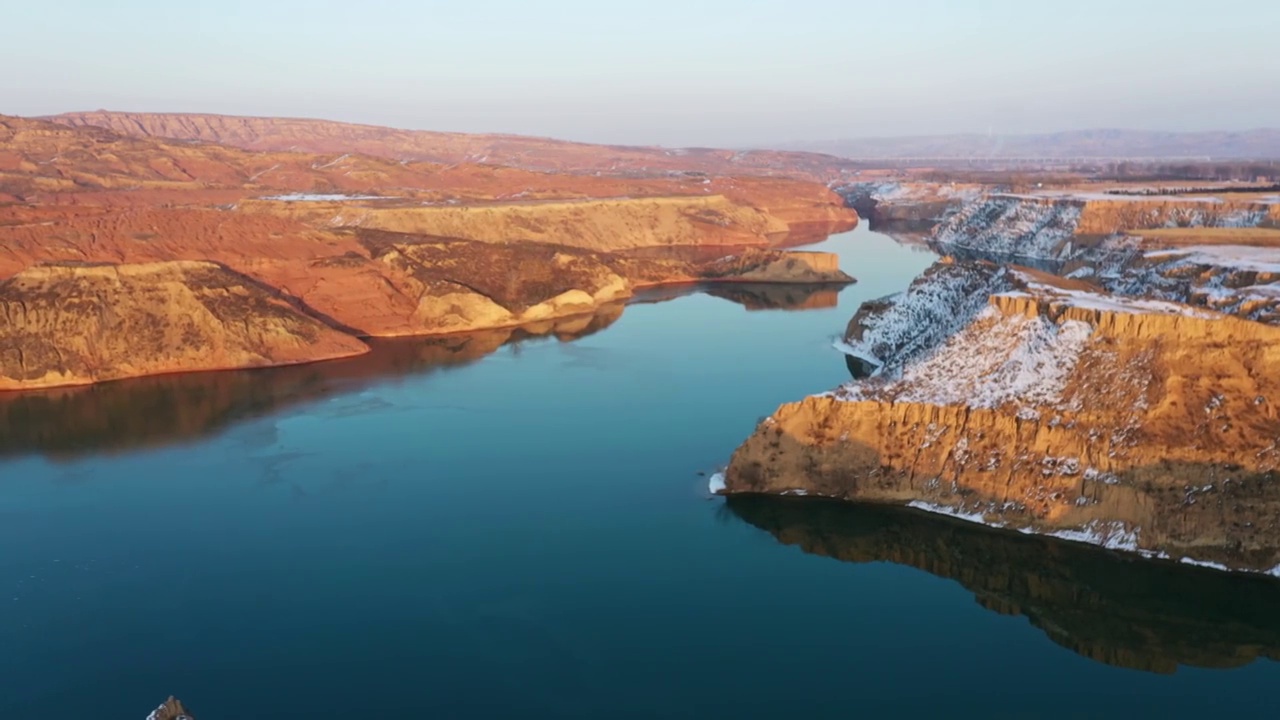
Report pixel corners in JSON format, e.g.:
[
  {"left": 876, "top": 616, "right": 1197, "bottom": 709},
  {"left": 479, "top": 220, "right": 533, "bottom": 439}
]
[
  {"left": 0, "top": 261, "right": 369, "bottom": 390},
  {"left": 146, "top": 696, "right": 194, "bottom": 720},
  {"left": 836, "top": 181, "right": 978, "bottom": 235},
  {"left": 720, "top": 264, "right": 1280, "bottom": 573},
  {"left": 361, "top": 233, "right": 632, "bottom": 335}
]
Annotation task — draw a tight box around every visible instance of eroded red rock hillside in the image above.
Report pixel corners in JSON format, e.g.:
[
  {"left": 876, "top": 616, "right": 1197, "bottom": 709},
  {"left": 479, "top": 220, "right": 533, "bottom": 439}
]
[{"left": 0, "top": 114, "right": 859, "bottom": 389}]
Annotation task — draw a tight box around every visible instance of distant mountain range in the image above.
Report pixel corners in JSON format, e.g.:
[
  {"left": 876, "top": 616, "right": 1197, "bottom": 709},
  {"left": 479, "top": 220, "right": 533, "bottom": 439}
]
[
  {"left": 782, "top": 129, "right": 1280, "bottom": 160},
  {"left": 44, "top": 111, "right": 856, "bottom": 182}
]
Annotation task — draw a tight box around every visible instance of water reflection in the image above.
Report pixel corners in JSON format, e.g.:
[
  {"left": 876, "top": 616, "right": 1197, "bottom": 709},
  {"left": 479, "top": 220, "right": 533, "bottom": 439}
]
[
  {"left": 702, "top": 283, "right": 841, "bottom": 311},
  {"left": 0, "top": 276, "right": 851, "bottom": 461},
  {"left": 724, "top": 495, "right": 1280, "bottom": 674},
  {"left": 0, "top": 306, "right": 626, "bottom": 460}
]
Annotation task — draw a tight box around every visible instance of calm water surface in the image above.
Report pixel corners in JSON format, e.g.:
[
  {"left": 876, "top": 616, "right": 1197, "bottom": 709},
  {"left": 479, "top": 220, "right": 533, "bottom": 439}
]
[{"left": 3, "top": 226, "right": 1279, "bottom": 718}]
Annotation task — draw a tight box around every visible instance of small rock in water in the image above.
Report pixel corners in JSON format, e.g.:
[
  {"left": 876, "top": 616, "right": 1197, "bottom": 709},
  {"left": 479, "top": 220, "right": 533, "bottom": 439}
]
[{"left": 146, "top": 696, "right": 194, "bottom": 720}]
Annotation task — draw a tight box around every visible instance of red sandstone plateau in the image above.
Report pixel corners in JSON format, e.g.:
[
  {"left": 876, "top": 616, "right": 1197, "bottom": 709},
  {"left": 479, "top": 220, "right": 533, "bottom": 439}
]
[{"left": 0, "top": 113, "right": 858, "bottom": 390}]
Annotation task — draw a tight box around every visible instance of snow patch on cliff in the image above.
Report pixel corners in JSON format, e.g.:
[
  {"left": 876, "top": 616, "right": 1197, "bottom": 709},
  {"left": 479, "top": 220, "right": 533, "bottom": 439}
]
[
  {"left": 1145, "top": 245, "right": 1280, "bottom": 274},
  {"left": 838, "top": 264, "right": 1012, "bottom": 369},
  {"left": 1042, "top": 521, "right": 1141, "bottom": 552},
  {"left": 1003, "top": 278, "right": 1221, "bottom": 319},
  {"left": 903, "top": 500, "right": 1277, "bottom": 576},
  {"left": 906, "top": 501, "right": 990, "bottom": 524},
  {"left": 839, "top": 304, "right": 1092, "bottom": 411},
  {"left": 932, "top": 195, "right": 1083, "bottom": 260},
  {"left": 897, "top": 306, "right": 1092, "bottom": 408}
]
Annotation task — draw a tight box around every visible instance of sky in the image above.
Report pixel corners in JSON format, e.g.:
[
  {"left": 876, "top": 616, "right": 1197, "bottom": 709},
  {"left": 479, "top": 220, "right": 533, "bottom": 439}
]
[{"left": 3, "top": 0, "right": 1278, "bottom": 147}]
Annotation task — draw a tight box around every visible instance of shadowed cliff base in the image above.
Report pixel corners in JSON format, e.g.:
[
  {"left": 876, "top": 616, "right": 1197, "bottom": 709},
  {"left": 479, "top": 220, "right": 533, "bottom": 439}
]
[{"left": 724, "top": 494, "right": 1280, "bottom": 674}]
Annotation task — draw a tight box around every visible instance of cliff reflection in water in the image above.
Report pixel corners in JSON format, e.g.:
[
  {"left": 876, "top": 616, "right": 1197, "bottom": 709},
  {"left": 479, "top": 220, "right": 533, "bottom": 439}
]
[
  {"left": 724, "top": 495, "right": 1280, "bottom": 675},
  {"left": 0, "top": 304, "right": 629, "bottom": 460},
  {"left": 0, "top": 280, "right": 848, "bottom": 461},
  {"left": 702, "top": 283, "right": 840, "bottom": 312}
]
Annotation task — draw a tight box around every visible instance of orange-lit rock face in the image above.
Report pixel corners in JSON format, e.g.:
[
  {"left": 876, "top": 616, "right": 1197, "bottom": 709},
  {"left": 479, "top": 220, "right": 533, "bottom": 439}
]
[
  {"left": 722, "top": 264, "right": 1280, "bottom": 573},
  {"left": 0, "top": 261, "right": 369, "bottom": 390},
  {"left": 0, "top": 114, "right": 856, "bottom": 388}
]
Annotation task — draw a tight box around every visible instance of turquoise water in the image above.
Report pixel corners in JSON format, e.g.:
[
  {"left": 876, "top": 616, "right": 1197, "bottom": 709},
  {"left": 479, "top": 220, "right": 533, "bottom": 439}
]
[{"left": 3, "top": 225, "right": 1279, "bottom": 718}]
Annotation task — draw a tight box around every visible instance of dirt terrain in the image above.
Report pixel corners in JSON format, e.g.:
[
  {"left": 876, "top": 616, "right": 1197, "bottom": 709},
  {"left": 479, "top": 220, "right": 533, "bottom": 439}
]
[
  {"left": 47, "top": 111, "right": 859, "bottom": 183},
  {"left": 0, "top": 114, "right": 857, "bottom": 390}
]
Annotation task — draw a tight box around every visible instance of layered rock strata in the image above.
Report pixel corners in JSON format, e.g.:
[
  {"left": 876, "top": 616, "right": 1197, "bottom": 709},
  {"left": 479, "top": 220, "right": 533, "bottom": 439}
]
[
  {"left": 720, "top": 263, "right": 1280, "bottom": 574},
  {"left": 0, "top": 261, "right": 369, "bottom": 389}
]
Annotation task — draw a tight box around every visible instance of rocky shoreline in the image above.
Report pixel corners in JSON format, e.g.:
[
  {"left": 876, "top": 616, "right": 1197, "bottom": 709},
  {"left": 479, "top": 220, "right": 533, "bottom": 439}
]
[{"left": 718, "top": 185, "right": 1280, "bottom": 576}]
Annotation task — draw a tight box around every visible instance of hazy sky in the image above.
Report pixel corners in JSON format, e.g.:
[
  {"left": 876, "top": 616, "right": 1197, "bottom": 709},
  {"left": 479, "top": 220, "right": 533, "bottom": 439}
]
[{"left": 4, "top": 0, "right": 1278, "bottom": 146}]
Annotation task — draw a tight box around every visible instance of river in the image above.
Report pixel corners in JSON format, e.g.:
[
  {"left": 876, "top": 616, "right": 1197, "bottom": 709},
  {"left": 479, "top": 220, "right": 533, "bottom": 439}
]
[{"left": 2, "top": 225, "right": 1277, "bottom": 718}]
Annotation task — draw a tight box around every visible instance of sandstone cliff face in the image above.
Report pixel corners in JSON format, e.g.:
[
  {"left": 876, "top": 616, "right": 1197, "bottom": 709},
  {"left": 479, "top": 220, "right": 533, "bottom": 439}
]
[
  {"left": 727, "top": 495, "right": 1280, "bottom": 674},
  {"left": 723, "top": 265, "right": 1280, "bottom": 573},
  {"left": 362, "top": 234, "right": 632, "bottom": 335},
  {"left": 0, "top": 261, "right": 368, "bottom": 390}
]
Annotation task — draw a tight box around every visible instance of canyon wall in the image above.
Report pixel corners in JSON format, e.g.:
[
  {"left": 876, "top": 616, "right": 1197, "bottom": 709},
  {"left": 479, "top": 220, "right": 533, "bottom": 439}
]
[
  {"left": 933, "top": 193, "right": 1279, "bottom": 260},
  {"left": 722, "top": 268, "right": 1280, "bottom": 573}
]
